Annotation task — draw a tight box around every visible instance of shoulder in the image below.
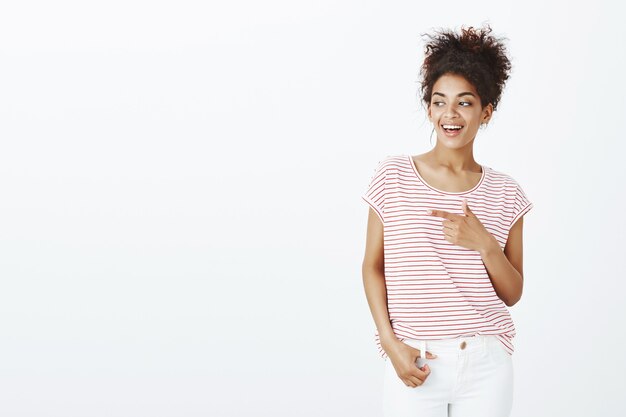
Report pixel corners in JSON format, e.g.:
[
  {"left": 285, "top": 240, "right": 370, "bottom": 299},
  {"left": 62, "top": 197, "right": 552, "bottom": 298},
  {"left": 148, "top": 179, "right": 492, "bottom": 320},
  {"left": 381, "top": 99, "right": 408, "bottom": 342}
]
[
  {"left": 381, "top": 154, "right": 407, "bottom": 165},
  {"left": 369, "top": 154, "right": 408, "bottom": 172},
  {"left": 482, "top": 165, "right": 522, "bottom": 188}
]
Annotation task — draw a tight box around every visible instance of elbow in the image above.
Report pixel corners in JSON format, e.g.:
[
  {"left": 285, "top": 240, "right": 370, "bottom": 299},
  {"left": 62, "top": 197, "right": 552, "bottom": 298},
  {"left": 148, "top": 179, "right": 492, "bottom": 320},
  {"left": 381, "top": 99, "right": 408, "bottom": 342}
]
[
  {"left": 362, "top": 262, "right": 384, "bottom": 282},
  {"left": 362, "top": 258, "right": 384, "bottom": 275},
  {"left": 505, "top": 298, "right": 518, "bottom": 307},
  {"left": 505, "top": 289, "right": 523, "bottom": 307}
]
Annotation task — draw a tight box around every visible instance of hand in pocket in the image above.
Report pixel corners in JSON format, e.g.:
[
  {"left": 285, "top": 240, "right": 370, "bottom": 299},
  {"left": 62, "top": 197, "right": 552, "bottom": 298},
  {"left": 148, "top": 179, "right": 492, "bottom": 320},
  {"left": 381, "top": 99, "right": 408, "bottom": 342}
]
[{"left": 385, "top": 339, "right": 438, "bottom": 388}]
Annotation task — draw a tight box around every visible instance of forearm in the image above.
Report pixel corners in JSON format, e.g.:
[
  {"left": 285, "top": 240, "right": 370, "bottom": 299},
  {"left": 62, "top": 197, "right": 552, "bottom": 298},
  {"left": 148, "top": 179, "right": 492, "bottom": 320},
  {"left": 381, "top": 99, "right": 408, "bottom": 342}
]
[
  {"left": 479, "top": 237, "right": 523, "bottom": 306},
  {"left": 362, "top": 265, "right": 397, "bottom": 345}
]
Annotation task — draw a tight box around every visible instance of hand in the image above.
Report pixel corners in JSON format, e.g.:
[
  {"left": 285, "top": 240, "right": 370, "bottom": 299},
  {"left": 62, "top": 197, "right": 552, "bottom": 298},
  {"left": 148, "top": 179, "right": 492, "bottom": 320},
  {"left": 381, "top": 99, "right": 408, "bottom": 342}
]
[
  {"left": 384, "top": 338, "right": 438, "bottom": 388},
  {"left": 426, "top": 199, "right": 497, "bottom": 254}
]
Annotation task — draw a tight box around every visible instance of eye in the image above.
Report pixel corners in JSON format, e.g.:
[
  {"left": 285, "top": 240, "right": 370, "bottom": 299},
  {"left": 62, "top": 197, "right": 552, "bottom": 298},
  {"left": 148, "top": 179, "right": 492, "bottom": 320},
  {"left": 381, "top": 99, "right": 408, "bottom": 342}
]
[{"left": 432, "top": 101, "right": 471, "bottom": 107}]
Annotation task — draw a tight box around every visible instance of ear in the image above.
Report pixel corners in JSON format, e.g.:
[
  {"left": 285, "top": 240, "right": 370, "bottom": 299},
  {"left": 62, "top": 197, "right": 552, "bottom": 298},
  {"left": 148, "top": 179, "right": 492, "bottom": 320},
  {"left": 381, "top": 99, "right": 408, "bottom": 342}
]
[{"left": 482, "top": 102, "right": 493, "bottom": 123}]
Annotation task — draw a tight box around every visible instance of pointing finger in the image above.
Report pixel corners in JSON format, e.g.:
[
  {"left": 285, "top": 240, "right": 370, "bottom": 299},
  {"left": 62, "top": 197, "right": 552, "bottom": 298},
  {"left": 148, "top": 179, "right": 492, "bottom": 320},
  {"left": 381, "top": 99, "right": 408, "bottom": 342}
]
[{"left": 426, "top": 209, "right": 460, "bottom": 220}]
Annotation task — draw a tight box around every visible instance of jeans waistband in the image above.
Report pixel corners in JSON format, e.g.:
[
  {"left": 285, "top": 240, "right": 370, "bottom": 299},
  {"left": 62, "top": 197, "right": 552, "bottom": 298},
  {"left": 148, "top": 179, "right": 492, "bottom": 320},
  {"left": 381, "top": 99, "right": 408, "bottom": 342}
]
[{"left": 402, "top": 334, "right": 497, "bottom": 355}]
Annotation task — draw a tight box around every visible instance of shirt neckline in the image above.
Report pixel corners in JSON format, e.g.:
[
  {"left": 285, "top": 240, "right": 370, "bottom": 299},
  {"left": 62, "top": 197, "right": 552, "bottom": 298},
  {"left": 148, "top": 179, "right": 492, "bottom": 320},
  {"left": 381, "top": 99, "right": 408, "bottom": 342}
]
[{"left": 406, "top": 155, "right": 486, "bottom": 195}]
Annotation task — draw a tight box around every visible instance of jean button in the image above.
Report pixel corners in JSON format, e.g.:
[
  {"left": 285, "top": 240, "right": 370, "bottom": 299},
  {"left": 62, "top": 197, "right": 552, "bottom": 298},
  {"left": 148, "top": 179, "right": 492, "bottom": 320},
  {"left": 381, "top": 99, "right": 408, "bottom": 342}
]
[{"left": 460, "top": 341, "right": 467, "bottom": 349}]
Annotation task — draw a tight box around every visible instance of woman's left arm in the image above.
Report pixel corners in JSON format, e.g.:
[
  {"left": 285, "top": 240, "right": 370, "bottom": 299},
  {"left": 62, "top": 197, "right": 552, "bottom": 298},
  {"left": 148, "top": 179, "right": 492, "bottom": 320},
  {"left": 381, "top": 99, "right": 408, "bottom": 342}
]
[
  {"left": 479, "top": 216, "right": 525, "bottom": 307},
  {"left": 428, "top": 200, "right": 527, "bottom": 307}
]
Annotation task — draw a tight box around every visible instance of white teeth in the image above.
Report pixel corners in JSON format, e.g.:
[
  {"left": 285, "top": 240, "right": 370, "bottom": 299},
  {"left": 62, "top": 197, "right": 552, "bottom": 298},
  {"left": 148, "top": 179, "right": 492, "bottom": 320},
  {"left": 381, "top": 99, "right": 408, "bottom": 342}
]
[{"left": 442, "top": 124, "right": 462, "bottom": 129}]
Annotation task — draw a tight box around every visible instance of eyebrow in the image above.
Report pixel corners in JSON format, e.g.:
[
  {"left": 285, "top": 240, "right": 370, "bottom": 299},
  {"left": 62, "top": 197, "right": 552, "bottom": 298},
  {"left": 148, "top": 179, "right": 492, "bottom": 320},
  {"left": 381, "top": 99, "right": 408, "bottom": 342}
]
[{"left": 432, "top": 92, "right": 476, "bottom": 98}]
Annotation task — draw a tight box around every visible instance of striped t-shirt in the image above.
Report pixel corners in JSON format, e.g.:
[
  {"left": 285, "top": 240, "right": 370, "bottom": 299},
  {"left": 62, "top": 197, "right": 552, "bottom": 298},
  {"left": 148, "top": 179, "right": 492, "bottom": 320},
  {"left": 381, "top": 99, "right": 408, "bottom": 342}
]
[{"left": 361, "top": 154, "right": 533, "bottom": 359}]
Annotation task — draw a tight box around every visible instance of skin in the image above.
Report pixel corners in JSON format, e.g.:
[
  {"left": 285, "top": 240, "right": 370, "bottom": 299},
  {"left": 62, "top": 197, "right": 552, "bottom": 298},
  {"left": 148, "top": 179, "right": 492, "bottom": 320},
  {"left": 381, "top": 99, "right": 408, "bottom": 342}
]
[{"left": 361, "top": 73, "right": 527, "bottom": 388}]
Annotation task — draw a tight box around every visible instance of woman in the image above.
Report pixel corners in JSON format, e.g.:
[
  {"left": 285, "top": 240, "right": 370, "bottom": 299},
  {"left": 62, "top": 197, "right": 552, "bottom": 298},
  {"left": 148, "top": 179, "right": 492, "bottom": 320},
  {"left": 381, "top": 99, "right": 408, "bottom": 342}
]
[{"left": 361, "top": 24, "right": 533, "bottom": 417}]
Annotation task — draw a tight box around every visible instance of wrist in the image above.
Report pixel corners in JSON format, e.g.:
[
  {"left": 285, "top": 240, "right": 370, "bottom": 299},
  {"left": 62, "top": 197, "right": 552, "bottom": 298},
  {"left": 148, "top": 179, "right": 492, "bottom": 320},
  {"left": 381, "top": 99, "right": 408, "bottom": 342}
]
[
  {"left": 379, "top": 331, "right": 399, "bottom": 347},
  {"left": 479, "top": 235, "right": 500, "bottom": 258}
]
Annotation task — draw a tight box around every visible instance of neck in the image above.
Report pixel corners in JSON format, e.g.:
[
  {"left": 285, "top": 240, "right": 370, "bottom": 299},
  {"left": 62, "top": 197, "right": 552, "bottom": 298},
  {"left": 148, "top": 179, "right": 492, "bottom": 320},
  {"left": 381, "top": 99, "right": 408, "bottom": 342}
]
[{"left": 429, "top": 144, "right": 480, "bottom": 173}]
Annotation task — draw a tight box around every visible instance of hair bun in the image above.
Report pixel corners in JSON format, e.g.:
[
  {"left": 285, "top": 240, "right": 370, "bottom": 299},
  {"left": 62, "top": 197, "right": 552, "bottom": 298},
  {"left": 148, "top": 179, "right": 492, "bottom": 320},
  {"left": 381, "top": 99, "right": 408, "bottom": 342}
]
[{"left": 418, "top": 24, "right": 512, "bottom": 111}]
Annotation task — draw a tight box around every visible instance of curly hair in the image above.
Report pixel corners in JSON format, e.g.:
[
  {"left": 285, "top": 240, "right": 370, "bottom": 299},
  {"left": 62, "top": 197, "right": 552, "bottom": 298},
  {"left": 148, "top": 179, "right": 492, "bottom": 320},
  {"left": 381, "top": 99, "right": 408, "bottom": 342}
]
[{"left": 418, "top": 24, "right": 512, "bottom": 111}]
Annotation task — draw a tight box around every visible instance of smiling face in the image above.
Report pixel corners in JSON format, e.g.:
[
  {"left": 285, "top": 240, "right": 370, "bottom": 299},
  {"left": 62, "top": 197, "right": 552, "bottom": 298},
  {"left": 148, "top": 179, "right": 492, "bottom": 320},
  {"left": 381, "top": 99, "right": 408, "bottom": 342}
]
[{"left": 428, "top": 73, "right": 493, "bottom": 149}]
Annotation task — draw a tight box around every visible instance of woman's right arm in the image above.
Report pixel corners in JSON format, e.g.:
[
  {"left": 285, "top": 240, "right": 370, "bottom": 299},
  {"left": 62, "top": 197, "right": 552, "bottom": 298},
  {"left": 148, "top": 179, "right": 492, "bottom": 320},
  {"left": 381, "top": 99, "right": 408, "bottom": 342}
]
[
  {"left": 361, "top": 207, "right": 398, "bottom": 349},
  {"left": 362, "top": 208, "right": 436, "bottom": 388}
]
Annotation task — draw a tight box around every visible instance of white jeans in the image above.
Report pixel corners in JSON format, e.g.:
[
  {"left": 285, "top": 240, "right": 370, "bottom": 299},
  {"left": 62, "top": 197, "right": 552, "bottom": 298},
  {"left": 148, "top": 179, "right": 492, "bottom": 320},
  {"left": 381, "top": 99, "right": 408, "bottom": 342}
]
[{"left": 383, "top": 334, "right": 514, "bottom": 417}]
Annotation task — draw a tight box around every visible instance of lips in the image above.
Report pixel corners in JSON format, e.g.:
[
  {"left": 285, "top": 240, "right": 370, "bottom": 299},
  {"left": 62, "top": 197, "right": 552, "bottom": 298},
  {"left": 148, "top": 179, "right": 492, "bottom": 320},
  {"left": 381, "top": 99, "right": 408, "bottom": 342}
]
[{"left": 441, "top": 124, "right": 464, "bottom": 133}]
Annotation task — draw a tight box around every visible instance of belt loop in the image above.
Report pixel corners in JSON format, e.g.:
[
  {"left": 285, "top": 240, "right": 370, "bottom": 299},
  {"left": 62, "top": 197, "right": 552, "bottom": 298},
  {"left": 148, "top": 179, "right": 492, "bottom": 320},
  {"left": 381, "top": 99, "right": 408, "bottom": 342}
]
[{"left": 421, "top": 340, "right": 427, "bottom": 361}]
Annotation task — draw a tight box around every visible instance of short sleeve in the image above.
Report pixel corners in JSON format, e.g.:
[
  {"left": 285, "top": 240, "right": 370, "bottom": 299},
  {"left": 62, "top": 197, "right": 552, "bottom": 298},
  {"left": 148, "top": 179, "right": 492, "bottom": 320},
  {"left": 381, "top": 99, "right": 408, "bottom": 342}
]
[
  {"left": 509, "top": 179, "right": 533, "bottom": 228},
  {"left": 361, "top": 158, "right": 387, "bottom": 225}
]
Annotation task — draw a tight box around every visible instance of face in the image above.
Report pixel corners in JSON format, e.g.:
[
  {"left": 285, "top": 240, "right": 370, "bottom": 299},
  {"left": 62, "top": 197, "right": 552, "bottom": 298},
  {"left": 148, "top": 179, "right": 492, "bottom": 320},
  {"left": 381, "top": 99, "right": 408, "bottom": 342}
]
[{"left": 428, "top": 73, "right": 493, "bottom": 149}]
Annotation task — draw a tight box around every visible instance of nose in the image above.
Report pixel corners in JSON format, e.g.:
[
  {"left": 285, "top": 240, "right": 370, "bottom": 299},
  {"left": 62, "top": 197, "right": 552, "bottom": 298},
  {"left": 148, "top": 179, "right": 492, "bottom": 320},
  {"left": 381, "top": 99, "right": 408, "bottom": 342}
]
[{"left": 443, "top": 104, "right": 460, "bottom": 119}]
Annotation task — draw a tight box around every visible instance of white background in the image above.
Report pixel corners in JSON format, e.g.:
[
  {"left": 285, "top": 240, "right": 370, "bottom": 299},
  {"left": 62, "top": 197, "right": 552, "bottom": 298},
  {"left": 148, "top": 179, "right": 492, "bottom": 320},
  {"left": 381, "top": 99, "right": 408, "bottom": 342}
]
[{"left": 1, "top": 1, "right": 625, "bottom": 416}]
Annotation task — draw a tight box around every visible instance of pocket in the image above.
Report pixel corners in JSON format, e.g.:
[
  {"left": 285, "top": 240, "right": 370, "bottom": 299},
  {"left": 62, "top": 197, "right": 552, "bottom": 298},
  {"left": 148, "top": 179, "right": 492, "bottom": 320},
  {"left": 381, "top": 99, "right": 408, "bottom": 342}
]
[{"left": 488, "top": 338, "right": 512, "bottom": 363}]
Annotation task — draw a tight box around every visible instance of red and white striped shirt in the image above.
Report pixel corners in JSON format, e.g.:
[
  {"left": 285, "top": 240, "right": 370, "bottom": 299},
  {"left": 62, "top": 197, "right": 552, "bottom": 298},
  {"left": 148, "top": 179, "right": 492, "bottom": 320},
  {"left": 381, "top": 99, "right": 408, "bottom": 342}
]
[{"left": 362, "top": 154, "right": 533, "bottom": 359}]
